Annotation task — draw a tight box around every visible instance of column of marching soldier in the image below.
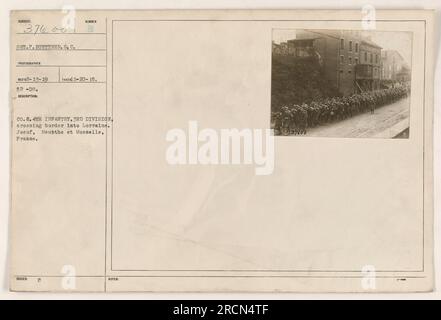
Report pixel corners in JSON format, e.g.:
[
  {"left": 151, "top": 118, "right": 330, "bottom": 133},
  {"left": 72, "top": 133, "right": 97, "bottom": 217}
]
[{"left": 272, "top": 86, "right": 409, "bottom": 135}]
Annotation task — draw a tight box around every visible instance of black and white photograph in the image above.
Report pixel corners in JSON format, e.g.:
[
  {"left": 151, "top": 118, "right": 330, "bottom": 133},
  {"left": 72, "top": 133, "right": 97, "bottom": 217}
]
[
  {"left": 271, "top": 29, "right": 412, "bottom": 138},
  {"left": 3, "top": 6, "right": 437, "bottom": 299}
]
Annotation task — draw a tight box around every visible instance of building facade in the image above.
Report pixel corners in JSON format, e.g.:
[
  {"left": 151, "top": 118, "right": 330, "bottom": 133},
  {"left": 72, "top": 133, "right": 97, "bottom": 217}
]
[
  {"left": 395, "top": 65, "right": 411, "bottom": 82},
  {"left": 273, "top": 30, "right": 384, "bottom": 96},
  {"left": 356, "top": 38, "right": 382, "bottom": 91},
  {"left": 381, "top": 50, "right": 410, "bottom": 82}
]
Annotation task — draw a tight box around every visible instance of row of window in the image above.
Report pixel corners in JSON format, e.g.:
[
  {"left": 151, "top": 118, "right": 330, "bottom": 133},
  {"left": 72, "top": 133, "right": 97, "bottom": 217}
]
[
  {"left": 340, "top": 52, "right": 379, "bottom": 64},
  {"left": 340, "top": 38, "right": 379, "bottom": 64},
  {"left": 339, "top": 67, "right": 379, "bottom": 76},
  {"left": 340, "top": 55, "right": 359, "bottom": 65},
  {"left": 363, "top": 51, "right": 379, "bottom": 64},
  {"left": 340, "top": 39, "right": 359, "bottom": 53}
]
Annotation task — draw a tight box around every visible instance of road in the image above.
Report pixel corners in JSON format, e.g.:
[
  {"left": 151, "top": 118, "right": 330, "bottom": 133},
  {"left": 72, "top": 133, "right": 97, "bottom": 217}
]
[{"left": 304, "top": 97, "right": 410, "bottom": 138}]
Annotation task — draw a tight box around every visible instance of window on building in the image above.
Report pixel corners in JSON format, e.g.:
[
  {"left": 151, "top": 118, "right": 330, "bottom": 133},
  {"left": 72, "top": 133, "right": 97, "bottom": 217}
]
[
  {"left": 355, "top": 58, "right": 358, "bottom": 65},
  {"left": 370, "top": 53, "right": 373, "bottom": 63},
  {"left": 340, "top": 39, "right": 344, "bottom": 49},
  {"left": 375, "top": 54, "right": 378, "bottom": 63},
  {"left": 340, "top": 55, "right": 344, "bottom": 64},
  {"left": 349, "top": 57, "right": 352, "bottom": 65},
  {"left": 348, "top": 70, "right": 352, "bottom": 74},
  {"left": 355, "top": 43, "right": 359, "bottom": 52},
  {"left": 349, "top": 41, "right": 352, "bottom": 51},
  {"left": 364, "top": 51, "right": 367, "bottom": 61}
]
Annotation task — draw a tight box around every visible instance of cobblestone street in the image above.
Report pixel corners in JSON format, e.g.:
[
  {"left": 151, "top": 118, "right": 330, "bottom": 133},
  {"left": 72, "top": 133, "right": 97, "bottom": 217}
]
[{"left": 305, "top": 97, "right": 410, "bottom": 138}]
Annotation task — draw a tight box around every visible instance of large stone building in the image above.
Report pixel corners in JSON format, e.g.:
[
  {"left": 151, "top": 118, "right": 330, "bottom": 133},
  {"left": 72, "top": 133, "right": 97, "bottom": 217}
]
[
  {"left": 273, "top": 30, "right": 383, "bottom": 96},
  {"left": 356, "top": 38, "right": 382, "bottom": 91}
]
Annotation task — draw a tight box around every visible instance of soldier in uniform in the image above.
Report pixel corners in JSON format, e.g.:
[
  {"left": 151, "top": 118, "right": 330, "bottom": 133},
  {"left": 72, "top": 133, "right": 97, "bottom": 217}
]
[
  {"left": 299, "top": 104, "right": 308, "bottom": 134},
  {"left": 273, "top": 84, "right": 409, "bottom": 134},
  {"left": 291, "top": 106, "right": 299, "bottom": 135},
  {"left": 281, "top": 106, "right": 291, "bottom": 135},
  {"left": 369, "top": 93, "right": 375, "bottom": 114},
  {"left": 272, "top": 111, "right": 282, "bottom": 135}
]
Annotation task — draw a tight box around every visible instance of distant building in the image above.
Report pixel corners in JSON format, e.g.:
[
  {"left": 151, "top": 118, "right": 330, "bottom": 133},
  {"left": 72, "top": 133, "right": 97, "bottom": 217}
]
[
  {"left": 381, "top": 50, "right": 410, "bottom": 82},
  {"left": 273, "top": 30, "right": 383, "bottom": 96},
  {"left": 272, "top": 41, "right": 288, "bottom": 55},
  {"left": 395, "top": 65, "right": 411, "bottom": 82}
]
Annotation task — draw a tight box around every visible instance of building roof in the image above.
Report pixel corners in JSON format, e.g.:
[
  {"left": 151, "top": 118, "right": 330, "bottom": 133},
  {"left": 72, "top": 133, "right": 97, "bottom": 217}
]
[
  {"left": 300, "top": 30, "right": 341, "bottom": 39},
  {"left": 288, "top": 37, "right": 320, "bottom": 42},
  {"left": 382, "top": 49, "right": 405, "bottom": 60},
  {"left": 361, "top": 38, "right": 382, "bottom": 49}
]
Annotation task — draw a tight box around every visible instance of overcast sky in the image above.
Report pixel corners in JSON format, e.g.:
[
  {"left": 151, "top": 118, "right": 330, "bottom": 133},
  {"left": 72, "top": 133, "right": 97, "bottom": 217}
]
[
  {"left": 273, "top": 29, "right": 412, "bottom": 66},
  {"left": 366, "top": 31, "right": 412, "bottom": 65}
]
